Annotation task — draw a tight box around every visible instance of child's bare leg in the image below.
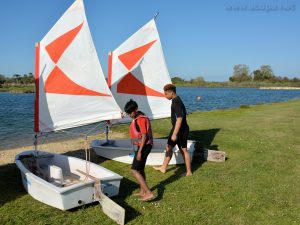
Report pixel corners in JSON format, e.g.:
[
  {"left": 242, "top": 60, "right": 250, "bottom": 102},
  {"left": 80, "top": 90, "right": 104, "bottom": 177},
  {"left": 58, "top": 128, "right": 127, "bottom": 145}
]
[
  {"left": 132, "top": 170, "right": 153, "bottom": 199},
  {"left": 179, "top": 148, "right": 186, "bottom": 164},
  {"left": 153, "top": 144, "right": 173, "bottom": 173},
  {"left": 180, "top": 148, "right": 192, "bottom": 176},
  {"left": 133, "top": 170, "right": 146, "bottom": 196}
]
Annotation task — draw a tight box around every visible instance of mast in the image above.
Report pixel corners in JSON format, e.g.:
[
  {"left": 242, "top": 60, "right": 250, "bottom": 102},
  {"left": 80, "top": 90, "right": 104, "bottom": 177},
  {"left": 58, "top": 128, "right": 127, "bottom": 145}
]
[
  {"left": 34, "top": 42, "right": 40, "bottom": 155},
  {"left": 107, "top": 51, "right": 113, "bottom": 89},
  {"left": 34, "top": 42, "right": 40, "bottom": 133}
]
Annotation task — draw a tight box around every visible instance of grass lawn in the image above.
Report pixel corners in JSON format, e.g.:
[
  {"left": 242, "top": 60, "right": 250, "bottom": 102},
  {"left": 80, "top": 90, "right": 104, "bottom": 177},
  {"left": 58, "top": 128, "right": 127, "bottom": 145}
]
[{"left": 1, "top": 99, "right": 300, "bottom": 225}]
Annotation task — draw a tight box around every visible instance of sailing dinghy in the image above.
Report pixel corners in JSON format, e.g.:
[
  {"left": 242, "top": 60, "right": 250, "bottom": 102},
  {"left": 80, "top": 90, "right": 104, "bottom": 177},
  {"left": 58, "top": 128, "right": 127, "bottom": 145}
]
[
  {"left": 15, "top": 1, "right": 124, "bottom": 220},
  {"left": 92, "top": 18, "right": 196, "bottom": 165}
]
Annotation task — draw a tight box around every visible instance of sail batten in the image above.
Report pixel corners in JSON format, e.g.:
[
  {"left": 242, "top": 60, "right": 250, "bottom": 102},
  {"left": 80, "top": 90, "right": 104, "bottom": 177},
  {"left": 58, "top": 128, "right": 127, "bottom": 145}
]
[
  {"left": 35, "top": 0, "right": 121, "bottom": 132},
  {"left": 110, "top": 19, "right": 171, "bottom": 119}
]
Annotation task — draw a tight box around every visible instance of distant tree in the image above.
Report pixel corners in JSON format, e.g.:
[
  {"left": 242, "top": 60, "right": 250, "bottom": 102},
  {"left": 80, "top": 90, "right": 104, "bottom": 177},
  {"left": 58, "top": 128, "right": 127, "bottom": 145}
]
[
  {"left": 171, "top": 76, "right": 185, "bottom": 84},
  {"left": 282, "top": 76, "right": 290, "bottom": 82},
  {"left": 252, "top": 65, "right": 275, "bottom": 81},
  {"left": 4, "top": 76, "right": 12, "bottom": 83},
  {"left": 27, "top": 73, "right": 35, "bottom": 83},
  {"left": 22, "top": 73, "right": 34, "bottom": 84},
  {"left": 12, "top": 74, "right": 21, "bottom": 84},
  {"left": 269, "top": 76, "right": 278, "bottom": 83},
  {"left": 260, "top": 65, "right": 274, "bottom": 80},
  {"left": 191, "top": 76, "right": 205, "bottom": 86},
  {"left": 229, "top": 76, "right": 234, "bottom": 82},
  {"left": 292, "top": 77, "right": 300, "bottom": 83},
  {"left": 229, "top": 64, "right": 252, "bottom": 82},
  {"left": 253, "top": 70, "right": 264, "bottom": 81},
  {"left": 21, "top": 74, "right": 28, "bottom": 84},
  {"left": 0, "top": 74, "right": 5, "bottom": 86},
  {"left": 273, "top": 76, "right": 281, "bottom": 82}
]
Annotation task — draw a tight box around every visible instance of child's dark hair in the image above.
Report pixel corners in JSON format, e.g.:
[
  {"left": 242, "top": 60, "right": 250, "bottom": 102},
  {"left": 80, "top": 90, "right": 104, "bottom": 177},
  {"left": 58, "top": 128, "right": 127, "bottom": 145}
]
[
  {"left": 124, "top": 99, "right": 138, "bottom": 114},
  {"left": 163, "top": 84, "right": 176, "bottom": 93}
]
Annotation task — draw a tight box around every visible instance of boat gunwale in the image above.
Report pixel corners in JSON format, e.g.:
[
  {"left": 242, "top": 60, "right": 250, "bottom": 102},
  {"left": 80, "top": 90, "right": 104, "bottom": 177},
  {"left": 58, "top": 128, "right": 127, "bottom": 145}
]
[{"left": 91, "top": 139, "right": 195, "bottom": 153}]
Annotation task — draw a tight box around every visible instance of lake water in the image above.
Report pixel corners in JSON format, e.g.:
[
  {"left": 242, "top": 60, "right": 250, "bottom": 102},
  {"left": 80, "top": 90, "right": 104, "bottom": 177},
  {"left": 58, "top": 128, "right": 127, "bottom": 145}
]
[{"left": 1, "top": 87, "right": 300, "bottom": 150}]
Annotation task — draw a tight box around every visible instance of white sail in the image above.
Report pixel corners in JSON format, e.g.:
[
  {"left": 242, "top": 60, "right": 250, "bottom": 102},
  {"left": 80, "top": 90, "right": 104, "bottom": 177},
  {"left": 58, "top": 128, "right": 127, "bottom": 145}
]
[
  {"left": 35, "top": 0, "right": 122, "bottom": 132},
  {"left": 108, "top": 19, "right": 171, "bottom": 119}
]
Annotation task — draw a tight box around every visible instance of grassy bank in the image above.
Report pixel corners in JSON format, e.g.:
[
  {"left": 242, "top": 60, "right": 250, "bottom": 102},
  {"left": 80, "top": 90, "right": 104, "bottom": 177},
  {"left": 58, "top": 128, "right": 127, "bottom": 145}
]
[
  {"left": 1, "top": 99, "right": 300, "bottom": 224},
  {"left": 0, "top": 85, "right": 34, "bottom": 93},
  {"left": 173, "top": 81, "right": 300, "bottom": 88}
]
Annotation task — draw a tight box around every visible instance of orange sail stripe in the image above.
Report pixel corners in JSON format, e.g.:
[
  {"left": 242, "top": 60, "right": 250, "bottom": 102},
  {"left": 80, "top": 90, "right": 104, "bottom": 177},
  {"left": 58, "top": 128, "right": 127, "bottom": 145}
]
[
  {"left": 45, "top": 66, "right": 110, "bottom": 96},
  {"left": 117, "top": 72, "right": 164, "bottom": 97},
  {"left": 46, "top": 22, "right": 84, "bottom": 64},
  {"left": 118, "top": 40, "right": 157, "bottom": 70}
]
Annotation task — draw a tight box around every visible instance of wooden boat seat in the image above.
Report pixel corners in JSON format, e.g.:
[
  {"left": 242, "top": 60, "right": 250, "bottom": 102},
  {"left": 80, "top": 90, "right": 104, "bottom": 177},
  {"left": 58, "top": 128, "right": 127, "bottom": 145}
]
[{"left": 62, "top": 173, "right": 82, "bottom": 187}]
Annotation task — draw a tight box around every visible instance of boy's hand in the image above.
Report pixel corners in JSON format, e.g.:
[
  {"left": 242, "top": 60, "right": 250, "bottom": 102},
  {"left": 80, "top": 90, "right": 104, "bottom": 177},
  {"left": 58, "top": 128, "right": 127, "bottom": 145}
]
[
  {"left": 137, "top": 151, "right": 142, "bottom": 161},
  {"left": 171, "top": 134, "right": 177, "bottom": 142}
]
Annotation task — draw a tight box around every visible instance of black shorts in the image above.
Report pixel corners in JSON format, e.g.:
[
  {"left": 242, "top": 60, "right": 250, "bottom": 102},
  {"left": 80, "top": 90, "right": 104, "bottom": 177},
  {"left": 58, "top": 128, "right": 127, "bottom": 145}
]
[
  {"left": 167, "top": 125, "right": 189, "bottom": 148},
  {"left": 131, "top": 144, "right": 152, "bottom": 171}
]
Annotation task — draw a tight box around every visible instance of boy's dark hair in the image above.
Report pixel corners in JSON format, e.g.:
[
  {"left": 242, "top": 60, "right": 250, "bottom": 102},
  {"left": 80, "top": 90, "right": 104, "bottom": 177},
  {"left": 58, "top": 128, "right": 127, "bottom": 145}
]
[
  {"left": 124, "top": 99, "right": 138, "bottom": 114},
  {"left": 163, "top": 84, "right": 176, "bottom": 93}
]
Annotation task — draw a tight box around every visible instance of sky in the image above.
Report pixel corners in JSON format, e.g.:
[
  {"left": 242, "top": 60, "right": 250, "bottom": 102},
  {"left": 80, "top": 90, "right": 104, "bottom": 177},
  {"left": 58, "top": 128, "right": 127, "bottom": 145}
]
[{"left": 0, "top": 0, "right": 299, "bottom": 81}]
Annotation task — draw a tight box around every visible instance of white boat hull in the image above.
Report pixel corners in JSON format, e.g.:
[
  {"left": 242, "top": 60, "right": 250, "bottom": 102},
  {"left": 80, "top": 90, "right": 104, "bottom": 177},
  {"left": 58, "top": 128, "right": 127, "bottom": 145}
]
[
  {"left": 91, "top": 139, "right": 195, "bottom": 166},
  {"left": 15, "top": 150, "right": 122, "bottom": 210}
]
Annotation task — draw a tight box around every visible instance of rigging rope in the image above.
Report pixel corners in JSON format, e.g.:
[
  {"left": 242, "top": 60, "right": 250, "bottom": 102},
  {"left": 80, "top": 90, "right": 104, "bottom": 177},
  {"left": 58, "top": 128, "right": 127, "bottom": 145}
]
[{"left": 84, "top": 135, "right": 91, "bottom": 182}]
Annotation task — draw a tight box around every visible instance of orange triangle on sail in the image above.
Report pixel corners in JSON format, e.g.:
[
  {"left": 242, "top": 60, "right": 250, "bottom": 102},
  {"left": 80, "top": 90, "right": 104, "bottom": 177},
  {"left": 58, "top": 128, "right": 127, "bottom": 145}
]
[
  {"left": 117, "top": 72, "right": 164, "bottom": 97},
  {"left": 45, "top": 66, "right": 110, "bottom": 96},
  {"left": 118, "top": 40, "right": 157, "bottom": 70},
  {"left": 46, "top": 22, "right": 84, "bottom": 64}
]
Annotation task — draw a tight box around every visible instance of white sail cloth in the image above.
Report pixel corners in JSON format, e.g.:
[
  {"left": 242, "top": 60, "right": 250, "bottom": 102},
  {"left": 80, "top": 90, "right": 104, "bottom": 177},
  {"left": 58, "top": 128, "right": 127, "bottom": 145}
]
[
  {"left": 108, "top": 19, "right": 171, "bottom": 120},
  {"left": 35, "top": 0, "right": 122, "bottom": 132}
]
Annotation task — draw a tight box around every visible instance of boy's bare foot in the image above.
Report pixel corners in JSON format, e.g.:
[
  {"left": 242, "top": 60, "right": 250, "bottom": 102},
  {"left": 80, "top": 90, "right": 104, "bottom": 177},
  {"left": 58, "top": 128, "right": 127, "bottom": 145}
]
[
  {"left": 133, "top": 192, "right": 145, "bottom": 196},
  {"left": 140, "top": 192, "right": 154, "bottom": 201},
  {"left": 181, "top": 172, "right": 192, "bottom": 177},
  {"left": 153, "top": 166, "right": 166, "bottom": 173}
]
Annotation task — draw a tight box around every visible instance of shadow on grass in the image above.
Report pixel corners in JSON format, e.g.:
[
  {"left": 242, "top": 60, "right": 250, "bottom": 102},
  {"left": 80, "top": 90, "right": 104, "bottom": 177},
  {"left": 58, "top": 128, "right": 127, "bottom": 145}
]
[
  {"left": 189, "top": 128, "right": 221, "bottom": 150},
  {"left": 0, "top": 163, "right": 25, "bottom": 205},
  {"left": 150, "top": 128, "right": 220, "bottom": 202}
]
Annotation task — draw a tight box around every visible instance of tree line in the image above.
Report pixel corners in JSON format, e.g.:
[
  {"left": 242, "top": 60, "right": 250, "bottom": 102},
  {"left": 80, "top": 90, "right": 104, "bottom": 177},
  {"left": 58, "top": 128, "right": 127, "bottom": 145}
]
[
  {"left": 172, "top": 64, "right": 299, "bottom": 87},
  {"left": 0, "top": 73, "right": 35, "bottom": 87},
  {"left": 229, "top": 64, "right": 299, "bottom": 83}
]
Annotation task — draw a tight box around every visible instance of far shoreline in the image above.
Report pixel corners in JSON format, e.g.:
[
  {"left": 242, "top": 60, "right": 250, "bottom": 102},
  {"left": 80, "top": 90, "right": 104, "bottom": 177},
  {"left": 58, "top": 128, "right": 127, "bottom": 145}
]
[{"left": 2, "top": 85, "right": 300, "bottom": 94}]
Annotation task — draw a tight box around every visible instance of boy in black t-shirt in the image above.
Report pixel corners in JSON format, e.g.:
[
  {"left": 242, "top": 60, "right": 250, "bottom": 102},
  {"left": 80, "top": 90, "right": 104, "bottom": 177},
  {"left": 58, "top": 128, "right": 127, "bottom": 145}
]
[{"left": 154, "top": 84, "right": 192, "bottom": 176}]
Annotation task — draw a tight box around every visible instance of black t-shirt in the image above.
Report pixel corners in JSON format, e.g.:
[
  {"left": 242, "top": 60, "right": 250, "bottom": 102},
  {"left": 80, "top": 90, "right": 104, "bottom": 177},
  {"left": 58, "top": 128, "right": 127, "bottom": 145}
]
[{"left": 171, "top": 96, "right": 188, "bottom": 128}]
